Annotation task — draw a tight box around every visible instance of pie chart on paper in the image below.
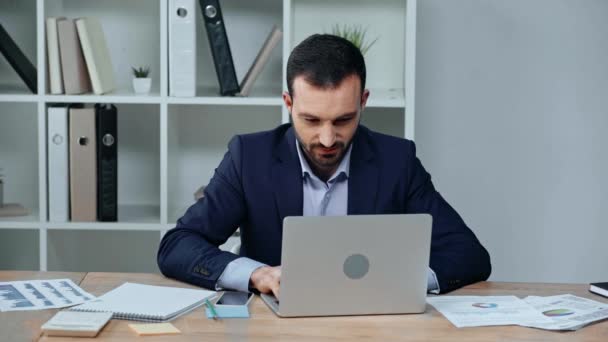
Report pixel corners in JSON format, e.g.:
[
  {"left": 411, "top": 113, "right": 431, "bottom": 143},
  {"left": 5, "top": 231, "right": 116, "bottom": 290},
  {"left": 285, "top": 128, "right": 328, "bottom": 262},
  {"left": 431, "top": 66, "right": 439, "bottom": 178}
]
[
  {"left": 543, "top": 309, "right": 575, "bottom": 317},
  {"left": 472, "top": 303, "right": 498, "bottom": 309}
]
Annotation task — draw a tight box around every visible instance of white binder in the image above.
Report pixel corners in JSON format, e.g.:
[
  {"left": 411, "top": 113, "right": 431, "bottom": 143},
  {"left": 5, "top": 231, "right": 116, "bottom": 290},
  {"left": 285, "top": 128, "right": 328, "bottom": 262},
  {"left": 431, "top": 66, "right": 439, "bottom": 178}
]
[
  {"left": 47, "top": 106, "right": 70, "bottom": 222},
  {"left": 169, "top": 0, "right": 196, "bottom": 97}
]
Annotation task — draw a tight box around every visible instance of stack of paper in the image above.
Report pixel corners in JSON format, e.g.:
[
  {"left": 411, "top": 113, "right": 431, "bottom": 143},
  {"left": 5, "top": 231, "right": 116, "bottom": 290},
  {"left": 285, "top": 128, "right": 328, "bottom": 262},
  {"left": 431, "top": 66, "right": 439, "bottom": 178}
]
[{"left": 427, "top": 294, "right": 608, "bottom": 331}]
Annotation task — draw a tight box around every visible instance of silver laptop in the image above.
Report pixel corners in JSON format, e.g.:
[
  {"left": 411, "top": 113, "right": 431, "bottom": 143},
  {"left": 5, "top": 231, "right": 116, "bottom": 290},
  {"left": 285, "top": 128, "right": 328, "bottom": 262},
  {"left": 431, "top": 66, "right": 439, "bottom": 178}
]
[{"left": 260, "top": 214, "right": 432, "bottom": 317}]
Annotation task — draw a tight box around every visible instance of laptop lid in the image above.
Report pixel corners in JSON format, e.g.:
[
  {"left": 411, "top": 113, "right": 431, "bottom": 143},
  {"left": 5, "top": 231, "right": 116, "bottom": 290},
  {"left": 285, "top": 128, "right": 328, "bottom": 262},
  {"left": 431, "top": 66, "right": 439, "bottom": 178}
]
[{"left": 275, "top": 214, "right": 432, "bottom": 317}]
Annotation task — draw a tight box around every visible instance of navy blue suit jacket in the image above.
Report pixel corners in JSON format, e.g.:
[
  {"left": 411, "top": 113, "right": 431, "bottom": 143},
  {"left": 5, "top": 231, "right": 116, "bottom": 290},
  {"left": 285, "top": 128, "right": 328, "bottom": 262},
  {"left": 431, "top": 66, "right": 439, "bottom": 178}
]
[{"left": 157, "top": 124, "right": 491, "bottom": 293}]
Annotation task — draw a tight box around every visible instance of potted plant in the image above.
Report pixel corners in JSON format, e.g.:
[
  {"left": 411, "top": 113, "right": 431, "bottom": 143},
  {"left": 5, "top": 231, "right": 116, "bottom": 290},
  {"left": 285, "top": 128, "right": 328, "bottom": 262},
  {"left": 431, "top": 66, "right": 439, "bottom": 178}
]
[
  {"left": 132, "top": 66, "right": 151, "bottom": 94},
  {"left": 330, "top": 24, "right": 378, "bottom": 56}
]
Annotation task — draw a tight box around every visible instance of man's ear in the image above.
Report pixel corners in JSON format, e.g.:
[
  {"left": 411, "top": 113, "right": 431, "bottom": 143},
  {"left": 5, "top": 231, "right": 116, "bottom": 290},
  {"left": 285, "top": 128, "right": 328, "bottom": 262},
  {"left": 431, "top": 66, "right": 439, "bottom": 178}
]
[
  {"left": 360, "top": 89, "right": 370, "bottom": 111},
  {"left": 282, "top": 91, "right": 293, "bottom": 113}
]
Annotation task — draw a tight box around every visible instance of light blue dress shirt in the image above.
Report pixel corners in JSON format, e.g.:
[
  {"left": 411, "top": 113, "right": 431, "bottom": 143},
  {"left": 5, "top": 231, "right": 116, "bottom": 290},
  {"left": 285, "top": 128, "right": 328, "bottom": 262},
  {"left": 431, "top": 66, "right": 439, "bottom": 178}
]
[{"left": 217, "top": 141, "right": 440, "bottom": 294}]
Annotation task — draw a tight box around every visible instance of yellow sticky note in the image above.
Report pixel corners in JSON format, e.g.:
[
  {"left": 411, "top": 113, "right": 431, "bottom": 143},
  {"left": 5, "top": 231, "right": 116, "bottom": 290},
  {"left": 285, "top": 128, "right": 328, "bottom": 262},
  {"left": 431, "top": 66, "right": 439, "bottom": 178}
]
[{"left": 128, "top": 323, "right": 181, "bottom": 336}]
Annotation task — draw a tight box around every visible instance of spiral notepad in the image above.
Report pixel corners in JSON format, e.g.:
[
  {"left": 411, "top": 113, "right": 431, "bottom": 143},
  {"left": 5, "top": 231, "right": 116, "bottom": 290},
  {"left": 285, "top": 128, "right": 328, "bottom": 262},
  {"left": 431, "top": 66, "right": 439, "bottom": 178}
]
[{"left": 69, "top": 282, "right": 216, "bottom": 322}]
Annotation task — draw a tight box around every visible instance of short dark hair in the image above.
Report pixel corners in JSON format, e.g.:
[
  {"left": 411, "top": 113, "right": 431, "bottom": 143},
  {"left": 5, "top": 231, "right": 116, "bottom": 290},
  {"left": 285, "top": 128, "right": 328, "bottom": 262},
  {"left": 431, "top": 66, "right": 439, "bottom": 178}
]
[{"left": 286, "top": 34, "right": 366, "bottom": 98}]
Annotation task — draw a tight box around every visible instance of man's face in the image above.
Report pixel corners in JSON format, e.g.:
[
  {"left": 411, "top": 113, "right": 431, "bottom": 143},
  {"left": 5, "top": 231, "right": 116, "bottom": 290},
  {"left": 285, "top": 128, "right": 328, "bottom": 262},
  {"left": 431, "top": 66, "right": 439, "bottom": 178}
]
[{"left": 283, "top": 75, "right": 369, "bottom": 176}]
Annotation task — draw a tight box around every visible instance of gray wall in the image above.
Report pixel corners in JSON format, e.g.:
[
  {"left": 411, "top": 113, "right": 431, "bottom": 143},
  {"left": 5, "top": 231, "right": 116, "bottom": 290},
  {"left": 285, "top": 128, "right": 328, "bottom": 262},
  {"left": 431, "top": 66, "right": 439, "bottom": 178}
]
[{"left": 416, "top": 0, "right": 608, "bottom": 283}]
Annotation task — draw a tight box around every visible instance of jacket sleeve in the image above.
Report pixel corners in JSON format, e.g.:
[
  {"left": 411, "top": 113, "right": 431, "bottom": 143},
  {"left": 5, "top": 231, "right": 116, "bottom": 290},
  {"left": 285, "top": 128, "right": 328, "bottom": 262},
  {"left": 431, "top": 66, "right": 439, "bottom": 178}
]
[
  {"left": 404, "top": 141, "right": 491, "bottom": 293},
  {"left": 157, "top": 136, "right": 246, "bottom": 289}
]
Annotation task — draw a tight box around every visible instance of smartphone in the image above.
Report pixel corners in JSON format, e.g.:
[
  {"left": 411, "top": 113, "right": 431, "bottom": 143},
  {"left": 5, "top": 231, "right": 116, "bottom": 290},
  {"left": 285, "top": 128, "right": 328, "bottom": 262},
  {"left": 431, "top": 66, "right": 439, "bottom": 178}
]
[{"left": 215, "top": 291, "right": 254, "bottom": 306}]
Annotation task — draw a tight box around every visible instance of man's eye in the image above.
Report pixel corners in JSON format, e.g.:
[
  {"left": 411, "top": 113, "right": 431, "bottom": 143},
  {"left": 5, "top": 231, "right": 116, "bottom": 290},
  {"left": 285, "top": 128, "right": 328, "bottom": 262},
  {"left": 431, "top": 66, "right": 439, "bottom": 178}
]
[
  {"left": 305, "top": 118, "right": 319, "bottom": 123},
  {"left": 335, "top": 117, "right": 352, "bottom": 125}
]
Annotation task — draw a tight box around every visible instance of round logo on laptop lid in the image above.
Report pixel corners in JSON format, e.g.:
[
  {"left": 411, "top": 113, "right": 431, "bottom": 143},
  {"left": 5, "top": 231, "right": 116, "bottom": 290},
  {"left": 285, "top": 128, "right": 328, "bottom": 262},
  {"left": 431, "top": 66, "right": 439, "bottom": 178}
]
[{"left": 343, "top": 254, "right": 370, "bottom": 279}]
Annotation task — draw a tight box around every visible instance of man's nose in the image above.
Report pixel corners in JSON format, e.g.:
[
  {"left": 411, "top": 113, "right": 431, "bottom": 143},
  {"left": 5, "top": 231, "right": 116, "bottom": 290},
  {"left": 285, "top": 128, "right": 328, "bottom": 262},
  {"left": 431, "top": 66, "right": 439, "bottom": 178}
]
[{"left": 319, "top": 124, "right": 336, "bottom": 147}]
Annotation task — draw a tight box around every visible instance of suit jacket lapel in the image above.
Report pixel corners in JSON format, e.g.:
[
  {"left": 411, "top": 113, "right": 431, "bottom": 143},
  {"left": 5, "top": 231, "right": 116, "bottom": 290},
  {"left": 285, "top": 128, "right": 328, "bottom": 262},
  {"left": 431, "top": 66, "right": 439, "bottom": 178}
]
[
  {"left": 272, "top": 127, "right": 303, "bottom": 222},
  {"left": 348, "top": 127, "right": 379, "bottom": 215}
]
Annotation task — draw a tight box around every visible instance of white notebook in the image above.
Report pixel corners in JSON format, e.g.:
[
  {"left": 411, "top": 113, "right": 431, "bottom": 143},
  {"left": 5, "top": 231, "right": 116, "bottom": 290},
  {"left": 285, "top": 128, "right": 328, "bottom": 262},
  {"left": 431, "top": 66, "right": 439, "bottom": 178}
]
[{"left": 69, "top": 282, "right": 215, "bottom": 322}]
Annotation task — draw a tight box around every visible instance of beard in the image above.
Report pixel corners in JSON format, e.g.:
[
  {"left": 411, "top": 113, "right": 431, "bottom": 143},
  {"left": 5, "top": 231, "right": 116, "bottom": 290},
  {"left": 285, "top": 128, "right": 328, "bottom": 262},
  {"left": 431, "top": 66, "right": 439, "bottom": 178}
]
[{"left": 295, "top": 134, "right": 351, "bottom": 172}]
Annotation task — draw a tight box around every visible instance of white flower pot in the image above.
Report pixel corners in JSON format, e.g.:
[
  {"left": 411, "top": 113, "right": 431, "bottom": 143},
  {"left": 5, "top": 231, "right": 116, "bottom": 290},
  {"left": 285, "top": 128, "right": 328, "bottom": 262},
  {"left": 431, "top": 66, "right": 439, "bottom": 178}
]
[{"left": 132, "top": 78, "right": 152, "bottom": 94}]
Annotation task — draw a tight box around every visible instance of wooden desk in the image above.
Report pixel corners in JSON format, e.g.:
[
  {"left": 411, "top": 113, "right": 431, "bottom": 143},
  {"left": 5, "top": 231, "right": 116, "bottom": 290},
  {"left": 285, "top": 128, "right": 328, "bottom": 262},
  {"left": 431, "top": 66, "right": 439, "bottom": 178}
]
[
  {"left": 2, "top": 271, "right": 606, "bottom": 341},
  {"left": 0, "top": 271, "right": 86, "bottom": 342}
]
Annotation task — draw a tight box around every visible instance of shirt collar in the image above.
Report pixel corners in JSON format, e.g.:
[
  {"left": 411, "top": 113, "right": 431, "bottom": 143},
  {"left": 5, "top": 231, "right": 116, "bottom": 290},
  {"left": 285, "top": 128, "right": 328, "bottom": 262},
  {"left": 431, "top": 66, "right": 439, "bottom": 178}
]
[{"left": 295, "top": 139, "right": 352, "bottom": 183}]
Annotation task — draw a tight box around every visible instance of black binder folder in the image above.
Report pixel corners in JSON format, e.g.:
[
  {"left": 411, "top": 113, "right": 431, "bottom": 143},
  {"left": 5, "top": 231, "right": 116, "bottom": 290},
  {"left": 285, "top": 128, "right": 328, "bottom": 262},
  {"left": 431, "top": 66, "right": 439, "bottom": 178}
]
[
  {"left": 95, "top": 103, "right": 118, "bottom": 222},
  {"left": 199, "top": 0, "right": 240, "bottom": 96},
  {"left": 0, "top": 23, "right": 37, "bottom": 93}
]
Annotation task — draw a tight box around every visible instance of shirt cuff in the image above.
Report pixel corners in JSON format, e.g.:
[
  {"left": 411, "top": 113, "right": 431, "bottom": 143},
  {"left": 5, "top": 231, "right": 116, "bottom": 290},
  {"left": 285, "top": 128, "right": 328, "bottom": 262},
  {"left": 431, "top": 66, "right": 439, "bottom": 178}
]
[
  {"left": 216, "top": 257, "right": 267, "bottom": 293},
  {"left": 427, "top": 267, "right": 440, "bottom": 294}
]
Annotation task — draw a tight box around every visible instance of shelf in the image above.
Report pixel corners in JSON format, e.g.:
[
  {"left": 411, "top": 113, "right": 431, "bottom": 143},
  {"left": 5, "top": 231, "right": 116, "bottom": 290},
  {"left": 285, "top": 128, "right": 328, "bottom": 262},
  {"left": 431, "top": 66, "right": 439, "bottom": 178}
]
[
  {"left": 0, "top": 220, "right": 41, "bottom": 230},
  {"left": 44, "top": 88, "right": 162, "bottom": 104},
  {"left": 167, "top": 86, "right": 283, "bottom": 106},
  {"left": 0, "top": 206, "right": 40, "bottom": 228},
  {"left": 45, "top": 0, "right": 161, "bottom": 95},
  {"left": 0, "top": 0, "right": 415, "bottom": 273},
  {"left": 0, "top": 84, "right": 38, "bottom": 101},
  {"left": 47, "top": 205, "right": 163, "bottom": 230},
  {"left": 365, "top": 88, "right": 406, "bottom": 108}
]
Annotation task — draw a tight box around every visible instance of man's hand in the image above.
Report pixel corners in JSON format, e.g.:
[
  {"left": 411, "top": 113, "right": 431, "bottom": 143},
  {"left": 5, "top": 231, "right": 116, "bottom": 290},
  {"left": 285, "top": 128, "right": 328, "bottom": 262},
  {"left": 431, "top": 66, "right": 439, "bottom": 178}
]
[{"left": 250, "top": 266, "right": 281, "bottom": 298}]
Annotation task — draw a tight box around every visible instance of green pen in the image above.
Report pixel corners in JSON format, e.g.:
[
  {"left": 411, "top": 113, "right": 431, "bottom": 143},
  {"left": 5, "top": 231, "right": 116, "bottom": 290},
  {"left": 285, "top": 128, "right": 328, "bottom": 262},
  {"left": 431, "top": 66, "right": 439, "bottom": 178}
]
[{"left": 205, "top": 298, "right": 219, "bottom": 320}]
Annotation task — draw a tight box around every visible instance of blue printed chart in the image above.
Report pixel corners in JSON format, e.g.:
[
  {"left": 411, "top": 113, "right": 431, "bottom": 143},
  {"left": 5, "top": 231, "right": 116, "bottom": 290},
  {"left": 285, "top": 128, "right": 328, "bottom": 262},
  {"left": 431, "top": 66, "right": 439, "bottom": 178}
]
[{"left": 0, "top": 279, "right": 96, "bottom": 312}]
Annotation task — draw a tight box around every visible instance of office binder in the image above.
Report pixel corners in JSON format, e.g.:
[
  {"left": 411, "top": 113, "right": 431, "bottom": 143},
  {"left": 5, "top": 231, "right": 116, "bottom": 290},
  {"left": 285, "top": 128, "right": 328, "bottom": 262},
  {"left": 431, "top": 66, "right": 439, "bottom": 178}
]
[
  {"left": 95, "top": 104, "right": 118, "bottom": 222},
  {"left": 69, "top": 107, "right": 97, "bottom": 222},
  {"left": 76, "top": 18, "right": 116, "bottom": 95},
  {"left": 48, "top": 105, "right": 70, "bottom": 222},
  {"left": 199, "top": 0, "right": 240, "bottom": 96},
  {"left": 57, "top": 19, "right": 92, "bottom": 94},
  {"left": 0, "top": 23, "right": 37, "bottom": 93},
  {"left": 46, "top": 17, "right": 66, "bottom": 94},
  {"left": 169, "top": 0, "right": 196, "bottom": 97}
]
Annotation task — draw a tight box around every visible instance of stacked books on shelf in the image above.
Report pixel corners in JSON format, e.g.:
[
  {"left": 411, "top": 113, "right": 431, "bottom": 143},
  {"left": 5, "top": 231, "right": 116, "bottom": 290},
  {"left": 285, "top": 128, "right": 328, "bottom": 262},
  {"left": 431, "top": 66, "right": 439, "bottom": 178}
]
[
  {"left": 169, "top": 0, "right": 282, "bottom": 97},
  {"left": 46, "top": 17, "right": 115, "bottom": 95},
  {"left": 0, "top": 23, "right": 37, "bottom": 93},
  {"left": 47, "top": 104, "right": 118, "bottom": 223}
]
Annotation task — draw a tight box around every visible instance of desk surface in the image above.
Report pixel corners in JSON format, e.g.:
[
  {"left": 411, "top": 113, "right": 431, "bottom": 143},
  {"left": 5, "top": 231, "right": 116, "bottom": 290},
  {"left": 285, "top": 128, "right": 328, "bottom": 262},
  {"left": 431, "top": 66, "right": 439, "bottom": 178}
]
[{"left": 2, "top": 271, "right": 607, "bottom": 341}]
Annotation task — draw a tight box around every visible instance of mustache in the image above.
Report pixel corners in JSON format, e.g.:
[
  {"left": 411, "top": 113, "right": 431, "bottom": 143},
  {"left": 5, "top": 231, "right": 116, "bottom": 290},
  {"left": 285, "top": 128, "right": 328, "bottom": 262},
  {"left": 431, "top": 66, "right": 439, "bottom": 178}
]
[{"left": 310, "top": 141, "right": 346, "bottom": 150}]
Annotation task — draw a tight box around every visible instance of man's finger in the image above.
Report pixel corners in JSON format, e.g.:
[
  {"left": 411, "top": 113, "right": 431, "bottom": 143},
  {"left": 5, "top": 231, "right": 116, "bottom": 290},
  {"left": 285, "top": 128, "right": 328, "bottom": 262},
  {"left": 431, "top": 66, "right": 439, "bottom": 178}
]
[{"left": 271, "top": 283, "right": 280, "bottom": 299}]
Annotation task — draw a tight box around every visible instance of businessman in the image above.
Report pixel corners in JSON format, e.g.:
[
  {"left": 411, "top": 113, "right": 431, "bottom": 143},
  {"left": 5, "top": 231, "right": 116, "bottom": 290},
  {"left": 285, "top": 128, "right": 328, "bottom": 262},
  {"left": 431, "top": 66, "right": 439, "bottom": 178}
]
[{"left": 158, "top": 34, "right": 491, "bottom": 297}]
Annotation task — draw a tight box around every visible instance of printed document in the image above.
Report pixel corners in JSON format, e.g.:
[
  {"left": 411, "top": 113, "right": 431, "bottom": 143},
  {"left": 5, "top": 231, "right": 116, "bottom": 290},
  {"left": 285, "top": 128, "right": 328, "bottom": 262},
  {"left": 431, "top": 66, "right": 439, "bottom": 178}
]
[
  {"left": 522, "top": 294, "right": 608, "bottom": 331},
  {"left": 0, "top": 279, "right": 95, "bottom": 311},
  {"left": 426, "top": 295, "right": 553, "bottom": 328}
]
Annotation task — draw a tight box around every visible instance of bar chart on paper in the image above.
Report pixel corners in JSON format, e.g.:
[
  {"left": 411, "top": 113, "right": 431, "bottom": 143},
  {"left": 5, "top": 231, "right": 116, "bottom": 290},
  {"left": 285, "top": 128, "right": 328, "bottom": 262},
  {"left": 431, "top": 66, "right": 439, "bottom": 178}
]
[{"left": 0, "top": 279, "right": 95, "bottom": 311}]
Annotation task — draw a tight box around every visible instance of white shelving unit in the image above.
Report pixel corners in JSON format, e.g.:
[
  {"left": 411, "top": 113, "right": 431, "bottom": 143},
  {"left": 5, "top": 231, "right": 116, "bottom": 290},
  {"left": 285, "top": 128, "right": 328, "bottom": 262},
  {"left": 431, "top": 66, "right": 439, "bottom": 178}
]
[{"left": 0, "top": 0, "right": 417, "bottom": 272}]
